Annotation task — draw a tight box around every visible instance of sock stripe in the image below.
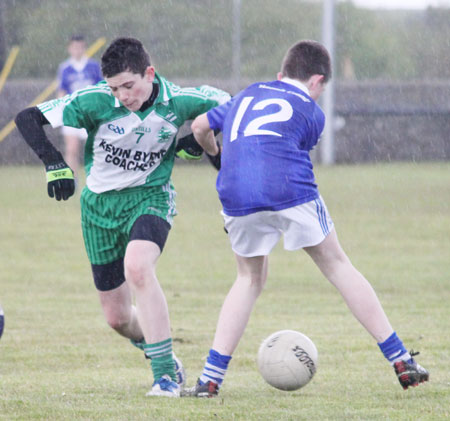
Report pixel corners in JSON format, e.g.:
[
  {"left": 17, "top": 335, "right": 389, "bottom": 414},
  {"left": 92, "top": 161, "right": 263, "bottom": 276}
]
[
  {"left": 144, "top": 338, "right": 173, "bottom": 359},
  {"left": 378, "top": 332, "right": 409, "bottom": 365},
  {"left": 388, "top": 350, "right": 403, "bottom": 360},
  {"left": 199, "top": 349, "right": 232, "bottom": 386},
  {"left": 146, "top": 343, "right": 172, "bottom": 352},
  {"left": 147, "top": 350, "right": 171, "bottom": 359},
  {"left": 145, "top": 338, "right": 176, "bottom": 382},
  {"left": 203, "top": 368, "right": 225, "bottom": 380},
  {"left": 204, "top": 362, "right": 227, "bottom": 376},
  {"left": 144, "top": 337, "right": 172, "bottom": 349}
]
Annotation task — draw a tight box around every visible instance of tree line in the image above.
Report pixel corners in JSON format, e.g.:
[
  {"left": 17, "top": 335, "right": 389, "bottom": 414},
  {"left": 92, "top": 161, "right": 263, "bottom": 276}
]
[{"left": 1, "top": 0, "right": 449, "bottom": 81}]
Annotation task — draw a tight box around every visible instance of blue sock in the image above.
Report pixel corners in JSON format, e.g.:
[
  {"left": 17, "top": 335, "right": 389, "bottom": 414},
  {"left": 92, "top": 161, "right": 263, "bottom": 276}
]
[
  {"left": 199, "top": 349, "right": 232, "bottom": 387},
  {"left": 378, "top": 332, "right": 411, "bottom": 365}
]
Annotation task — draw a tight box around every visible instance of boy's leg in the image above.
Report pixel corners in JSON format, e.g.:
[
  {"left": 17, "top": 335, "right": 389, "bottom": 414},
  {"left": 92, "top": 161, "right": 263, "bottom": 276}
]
[
  {"left": 97, "top": 279, "right": 143, "bottom": 340},
  {"left": 124, "top": 240, "right": 170, "bottom": 344},
  {"left": 183, "top": 254, "right": 268, "bottom": 397},
  {"left": 83, "top": 188, "right": 181, "bottom": 396},
  {"left": 212, "top": 254, "right": 268, "bottom": 355},
  {"left": 93, "top": 241, "right": 181, "bottom": 396},
  {"left": 304, "top": 229, "right": 393, "bottom": 342},
  {"left": 124, "top": 239, "right": 179, "bottom": 397},
  {"left": 98, "top": 279, "right": 184, "bottom": 387},
  {"left": 304, "top": 229, "right": 429, "bottom": 389}
]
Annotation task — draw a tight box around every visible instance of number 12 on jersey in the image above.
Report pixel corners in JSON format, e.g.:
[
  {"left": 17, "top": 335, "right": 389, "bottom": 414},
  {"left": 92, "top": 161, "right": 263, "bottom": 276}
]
[{"left": 230, "top": 96, "right": 293, "bottom": 142}]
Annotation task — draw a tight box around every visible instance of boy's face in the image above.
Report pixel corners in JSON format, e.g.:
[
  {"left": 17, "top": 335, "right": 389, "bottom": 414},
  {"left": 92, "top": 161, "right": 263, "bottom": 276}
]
[
  {"left": 105, "top": 66, "right": 155, "bottom": 112},
  {"left": 68, "top": 40, "right": 86, "bottom": 61}
]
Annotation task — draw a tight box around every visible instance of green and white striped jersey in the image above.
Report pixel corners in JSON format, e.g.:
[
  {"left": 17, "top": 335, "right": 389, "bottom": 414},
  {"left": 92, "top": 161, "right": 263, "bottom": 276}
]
[{"left": 38, "top": 73, "right": 230, "bottom": 193}]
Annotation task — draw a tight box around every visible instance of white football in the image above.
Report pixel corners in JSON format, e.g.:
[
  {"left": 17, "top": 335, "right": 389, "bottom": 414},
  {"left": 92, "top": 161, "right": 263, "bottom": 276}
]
[{"left": 257, "top": 330, "right": 318, "bottom": 391}]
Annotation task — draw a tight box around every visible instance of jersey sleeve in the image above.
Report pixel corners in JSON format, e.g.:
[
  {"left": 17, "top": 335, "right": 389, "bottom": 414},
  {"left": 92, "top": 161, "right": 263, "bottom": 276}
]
[
  {"left": 308, "top": 104, "right": 326, "bottom": 149},
  {"left": 37, "top": 92, "right": 92, "bottom": 131},
  {"left": 206, "top": 98, "right": 234, "bottom": 131},
  {"left": 37, "top": 97, "right": 67, "bottom": 128},
  {"left": 62, "top": 95, "right": 93, "bottom": 130},
  {"left": 174, "top": 85, "right": 231, "bottom": 123}
]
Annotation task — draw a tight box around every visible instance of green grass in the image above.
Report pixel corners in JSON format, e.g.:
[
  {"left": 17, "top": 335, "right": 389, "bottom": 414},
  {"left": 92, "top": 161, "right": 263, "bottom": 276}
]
[{"left": 0, "top": 163, "right": 449, "bottom": 420}]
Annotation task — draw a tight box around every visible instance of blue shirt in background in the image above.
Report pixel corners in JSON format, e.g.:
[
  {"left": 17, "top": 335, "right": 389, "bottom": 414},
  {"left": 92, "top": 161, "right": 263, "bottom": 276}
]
[{"left": 57, "top": 58, "right": 102, "bottom": 94}]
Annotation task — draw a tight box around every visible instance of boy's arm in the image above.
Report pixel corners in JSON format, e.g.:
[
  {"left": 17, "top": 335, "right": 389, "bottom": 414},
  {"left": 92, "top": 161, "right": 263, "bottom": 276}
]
[
  {"left": 173, "top": 83, "right": 230, "bottom": 168},
  {"left": 191, "top": 114, "right": 218, "bottom": 155},
  {"left": 191, "top": 113, "right": 221, "bottom": 170},
  {"left": 15, "top": 107, "right": 75, "bottom": 201}
]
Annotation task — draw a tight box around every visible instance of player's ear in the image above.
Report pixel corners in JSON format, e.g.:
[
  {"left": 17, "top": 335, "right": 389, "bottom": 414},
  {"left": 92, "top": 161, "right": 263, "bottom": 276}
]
[
  {"left": 145, "top": 66, "right": 155, "bottom": 82},
  {"left": 277, "top": 72, "right": 284, "bottom": 81},
  {"left": 309, "top": 74, "right": 324, "bottom": 89},
  {"left": 306, "top": 74, "right": 326, "bottom": 100}
]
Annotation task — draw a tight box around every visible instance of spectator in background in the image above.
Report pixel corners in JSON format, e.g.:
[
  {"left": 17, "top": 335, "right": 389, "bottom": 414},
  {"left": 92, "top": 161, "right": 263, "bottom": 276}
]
[{"left": 57, "top": 35, "right": 102, "bottom": 180}]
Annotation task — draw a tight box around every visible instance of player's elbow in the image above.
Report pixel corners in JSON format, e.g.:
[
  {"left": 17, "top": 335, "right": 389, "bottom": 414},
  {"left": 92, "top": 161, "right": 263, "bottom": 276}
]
[
  {"left": 15, "top": 108, "right": 31, "bottom": 127},
  {"left": 15, "top": 107, "right": 42, "bottom": 129},
  {"left": 191, "top": 113, "right": 211, "bottom": 141}
]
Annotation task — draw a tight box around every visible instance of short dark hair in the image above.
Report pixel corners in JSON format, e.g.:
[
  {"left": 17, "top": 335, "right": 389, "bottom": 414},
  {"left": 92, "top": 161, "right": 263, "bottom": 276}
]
[
  {"left": 101, "top": 37, "right": 151, "bottom": 78},
  {"left": 70, "top": 34, "right": 85, "bottom": 43},
  {"left": 281, "top": 40, "right": 331, "bottom": 83}
]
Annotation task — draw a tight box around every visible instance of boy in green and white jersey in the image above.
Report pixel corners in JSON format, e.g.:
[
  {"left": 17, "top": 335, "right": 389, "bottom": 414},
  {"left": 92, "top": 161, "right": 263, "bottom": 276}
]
[
  {"left": 15, "top": 37, "right": 230, "bottom": 398},
  {"left": 40, "top": 71, "right": 225, "bottom": 194}
]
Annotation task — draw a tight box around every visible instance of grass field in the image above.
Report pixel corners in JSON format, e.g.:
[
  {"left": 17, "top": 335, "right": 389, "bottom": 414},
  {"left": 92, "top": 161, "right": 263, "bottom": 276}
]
[{"left": 0, "top": 163, "right": 449, "bottom": 420}]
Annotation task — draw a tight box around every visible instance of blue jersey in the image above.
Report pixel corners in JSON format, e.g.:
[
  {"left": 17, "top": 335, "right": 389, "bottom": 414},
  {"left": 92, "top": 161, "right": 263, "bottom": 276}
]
[
  {"left": 207, "top": 78, "right": 325, "bottom": 216},
  {"left": 57, "top": 58, "right": 102, "bottom": 94}
]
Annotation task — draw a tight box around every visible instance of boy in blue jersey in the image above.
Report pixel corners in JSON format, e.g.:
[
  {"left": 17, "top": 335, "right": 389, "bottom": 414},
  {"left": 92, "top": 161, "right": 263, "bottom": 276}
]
[
  {"left": 57, "top": 35, "right": 103, "bottom": 178},
  {"left": 183, "top": 40, "right": 429, "bottom": 397}
]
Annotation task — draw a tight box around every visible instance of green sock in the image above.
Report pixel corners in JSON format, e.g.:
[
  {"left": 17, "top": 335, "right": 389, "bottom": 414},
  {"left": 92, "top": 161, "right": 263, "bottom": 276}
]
[{"left": 144, "top": 338, "right": 176, "bottom": 382}]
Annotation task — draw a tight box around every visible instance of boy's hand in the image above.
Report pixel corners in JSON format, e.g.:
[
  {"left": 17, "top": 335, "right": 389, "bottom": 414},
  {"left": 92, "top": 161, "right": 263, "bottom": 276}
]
[
  {"left": 175, "top": 133, "right": 204, "bottom": 160},
  {"left": 45, "top": 161, "right": 75, "bottom": 201},
  {"left": 206, "top": 144, "right": 221, "bottom": 171}
]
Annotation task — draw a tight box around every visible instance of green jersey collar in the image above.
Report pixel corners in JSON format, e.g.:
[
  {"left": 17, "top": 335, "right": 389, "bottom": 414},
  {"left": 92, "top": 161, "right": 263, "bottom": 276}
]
[{"left": 153, "top": 72, "right": 173, "bottom": 103}]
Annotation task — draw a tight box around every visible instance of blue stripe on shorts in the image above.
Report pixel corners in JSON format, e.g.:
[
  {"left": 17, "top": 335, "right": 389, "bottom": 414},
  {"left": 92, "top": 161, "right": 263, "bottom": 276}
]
[{"left": 315, "top": 198, "right": 329, "bottom": 235}]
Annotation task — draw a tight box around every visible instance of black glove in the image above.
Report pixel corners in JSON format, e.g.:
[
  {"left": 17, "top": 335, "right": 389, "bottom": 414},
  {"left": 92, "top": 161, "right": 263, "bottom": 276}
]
[
  {"left": 206, "top": 142, "right": 221, "bottom": 171},
  {"left": 175, "top": 133, "right": 204, "bottom": 160},
  {"left": 45, "top": 160, "right": 75, "bottom": 201}
]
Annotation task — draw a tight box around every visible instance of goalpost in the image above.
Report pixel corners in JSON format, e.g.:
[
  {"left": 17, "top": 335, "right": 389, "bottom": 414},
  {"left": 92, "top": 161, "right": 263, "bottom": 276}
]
[{"left": 321, "top": 0, "right": 336, "bottom": 165}]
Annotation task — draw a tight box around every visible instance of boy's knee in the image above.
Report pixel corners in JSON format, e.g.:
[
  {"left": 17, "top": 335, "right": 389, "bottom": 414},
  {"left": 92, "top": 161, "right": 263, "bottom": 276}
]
[
  {"left": 124, "top": 260, "right": 155, "bottom": 290},
  {"left": 104, "top": 309, "right": 130, "bottom": 332},
  {"left": 237, "top": 274, "right": 266, "bottom": 292}
]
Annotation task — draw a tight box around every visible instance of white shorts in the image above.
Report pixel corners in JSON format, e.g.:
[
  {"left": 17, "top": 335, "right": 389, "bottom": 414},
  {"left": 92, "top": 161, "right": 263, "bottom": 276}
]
[
  {"left": 61, "top": 126, "right": 88, "bottom": 140},
  {"left": 222, "top": 197, "right": 334, "bottom": 257}
]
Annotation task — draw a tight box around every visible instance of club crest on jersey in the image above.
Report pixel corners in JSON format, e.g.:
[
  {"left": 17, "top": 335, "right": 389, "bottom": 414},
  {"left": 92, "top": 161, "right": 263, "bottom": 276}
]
[
  {"left": 157, "top": 127, "right": 173, "bottom": 143},
  {"left": 107, "top": 123, "right": 125, "bottom": 135}
]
